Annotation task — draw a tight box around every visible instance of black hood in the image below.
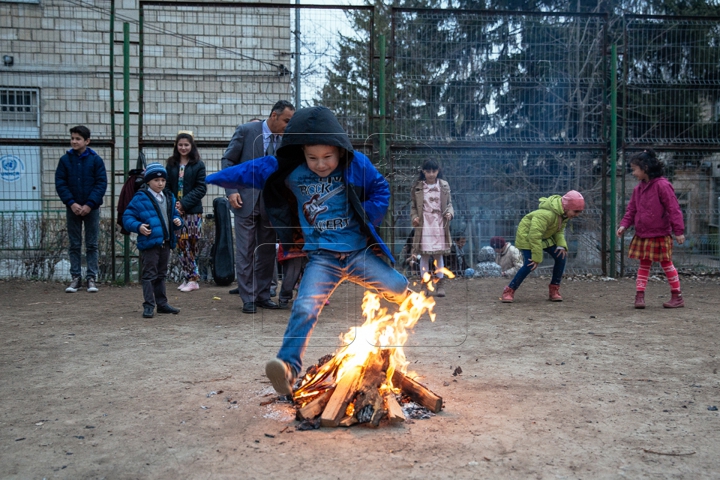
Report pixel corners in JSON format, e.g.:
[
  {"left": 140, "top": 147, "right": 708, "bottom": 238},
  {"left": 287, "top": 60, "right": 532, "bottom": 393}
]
[{"left": 275, "top": 106, "right": 354, "bottom": 170}]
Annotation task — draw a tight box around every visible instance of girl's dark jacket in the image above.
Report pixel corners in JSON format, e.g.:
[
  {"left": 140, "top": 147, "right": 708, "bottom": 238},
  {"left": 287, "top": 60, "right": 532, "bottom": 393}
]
[
  {"left": 206, "top": 106, "right": 394, "bottom": 263},
  {"left": 122, "top": 185, "right": 183, "bottom": 251},
  {"left": 166, "top": 159, "right": 207, "bottom": 214}
]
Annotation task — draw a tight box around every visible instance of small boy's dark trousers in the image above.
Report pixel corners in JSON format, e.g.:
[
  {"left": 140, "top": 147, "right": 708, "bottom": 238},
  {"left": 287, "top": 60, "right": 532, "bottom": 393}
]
[{"left": 141, "top": 242, "right": 171, "bottom": 309}]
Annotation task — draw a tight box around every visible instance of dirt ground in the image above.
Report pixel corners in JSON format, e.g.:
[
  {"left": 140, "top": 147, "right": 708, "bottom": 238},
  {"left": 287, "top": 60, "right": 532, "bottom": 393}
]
[{"left": 1, "top": 274, "right": 719, "bottom": 479}]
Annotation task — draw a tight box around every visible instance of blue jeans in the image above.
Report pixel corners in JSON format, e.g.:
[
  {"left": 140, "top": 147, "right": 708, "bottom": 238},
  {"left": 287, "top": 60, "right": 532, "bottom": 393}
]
[
  {"left": 508, "top": 246, "right": 566, "bottom": 290},
  {"left": 277, "top": 248, "right": 409, "bottom": 376},
  {"left": 66, "top": 207, "right": 100, "bottom": 280}
]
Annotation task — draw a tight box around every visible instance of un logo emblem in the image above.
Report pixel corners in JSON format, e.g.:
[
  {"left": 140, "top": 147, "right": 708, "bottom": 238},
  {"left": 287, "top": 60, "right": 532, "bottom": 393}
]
[{"left": 0, "top": 155, "right": 24, "bottom": 182}]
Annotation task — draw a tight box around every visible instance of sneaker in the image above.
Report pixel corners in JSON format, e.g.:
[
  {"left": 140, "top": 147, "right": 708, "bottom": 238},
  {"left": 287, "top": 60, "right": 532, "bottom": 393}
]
[
  {"left": 157, "top": 304, "right": 180, "bottom": 314},
  {"left": 180, "top": 281, "right": 199, "bottom": 292},
  {"left": 278, "top": 298, "right": 289, "bottom": 308},
  {"left": 87, "top": 278, "right": 98, "bottom": 293},
  {"left": 65, "top": 277, "right": 81, "bottom": 293},
  {"left": 265, "top": 358, "right": 295, "bottom": 396},
  {"left": 177, "top": 280, "right": 187, "bottom": 291}
]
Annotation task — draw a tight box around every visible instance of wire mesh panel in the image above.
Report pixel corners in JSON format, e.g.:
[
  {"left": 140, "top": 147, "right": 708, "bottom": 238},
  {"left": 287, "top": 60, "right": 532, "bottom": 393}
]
[
  {"left": 618, "top": 149, "right": 720, "bottom": 273},
  {"left": 0, "top": 0, "right": 114, "bottom": 140},
  {"left": 390, "top": 9, "right": 607, "bottom": 145},
  {"left": 139, "top": 2, "right": 373, "bottom": 144},
  {"left": 389, "top": 145, "right": 604, "bottom": 273},
  {"left": 139, "top": 2, "right": 293, "bottom": 143},
  {"left": 621, "top": 16, "right": 720, "bottom": 272},
  {"left": 624, "top": 16, "right": 720, "bottom": 145}
]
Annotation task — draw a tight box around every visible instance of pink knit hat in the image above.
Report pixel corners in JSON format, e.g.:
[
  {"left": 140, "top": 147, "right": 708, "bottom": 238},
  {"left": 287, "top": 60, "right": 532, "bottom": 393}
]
[{"left": 561, "top": 190, "right": 585, "bottom": 212}]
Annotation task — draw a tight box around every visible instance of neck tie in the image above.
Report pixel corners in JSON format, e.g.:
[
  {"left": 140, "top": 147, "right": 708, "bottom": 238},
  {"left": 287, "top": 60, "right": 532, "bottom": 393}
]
[{"left": 266, "top": 135, "right": 276, "bottom": 156}]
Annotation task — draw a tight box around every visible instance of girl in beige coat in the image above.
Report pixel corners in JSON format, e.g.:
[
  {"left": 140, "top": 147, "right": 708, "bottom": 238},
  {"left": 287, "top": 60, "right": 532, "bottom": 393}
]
[{"left": 410, "top": 159, "right": 454, "bottom": 296}]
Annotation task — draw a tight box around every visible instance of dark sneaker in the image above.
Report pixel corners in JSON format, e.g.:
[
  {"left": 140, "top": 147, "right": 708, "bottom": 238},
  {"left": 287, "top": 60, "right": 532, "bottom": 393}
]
[
  {"left": 157, "top": 304, "right": 180, "bottom": 314},
  {"left": 65, "top": 277, "right": 81, "bottom": 293},
  {"left": 87, "top": 278, "right": 98, "bottom": 293},
  {"left": 278, "top": 298, "right": 289, "bottom": 309},
  {"left": 265, "top": 358, "right": 295, "bottom": 396},
  {"left": 143, "top": 306, "right": 155, "bottom": 318},
  {"left": 242, "top": 302, "right": 257, "bottom": 314}
]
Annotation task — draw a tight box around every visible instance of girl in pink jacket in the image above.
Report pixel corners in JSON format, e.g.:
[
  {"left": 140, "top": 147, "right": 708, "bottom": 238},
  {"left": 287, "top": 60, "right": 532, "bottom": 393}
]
[{"left": 617, "top": 149, "right": 686, "bottom": 309}]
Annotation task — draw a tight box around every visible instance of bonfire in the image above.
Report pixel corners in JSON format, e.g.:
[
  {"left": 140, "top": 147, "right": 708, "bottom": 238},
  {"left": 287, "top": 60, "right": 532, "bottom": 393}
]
[{"left": 291, "top": 272, "right": 450, "bottom": 428}]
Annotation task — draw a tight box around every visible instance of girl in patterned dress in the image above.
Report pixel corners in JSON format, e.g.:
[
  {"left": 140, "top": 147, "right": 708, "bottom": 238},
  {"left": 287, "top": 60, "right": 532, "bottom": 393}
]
[
  {"left": 617, "top": 149, "right": 686, "bottom": 308},
  {"left": 166, "top": 131, "right": 207, "bottom": 292},
  {"left": 410, "top": 159, "right": 454, "bottom": 297}
]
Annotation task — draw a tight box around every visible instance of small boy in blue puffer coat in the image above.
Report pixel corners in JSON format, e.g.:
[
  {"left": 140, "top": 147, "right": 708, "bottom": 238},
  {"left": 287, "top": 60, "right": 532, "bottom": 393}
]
[{"left": 123, "top": 163, "right": 183, "bottom": 318}]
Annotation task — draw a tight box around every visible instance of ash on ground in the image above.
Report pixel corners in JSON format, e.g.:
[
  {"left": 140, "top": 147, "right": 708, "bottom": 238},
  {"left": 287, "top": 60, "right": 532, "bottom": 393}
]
[{"left": 400, "top": 399, "right": 435, "bottom": 420}]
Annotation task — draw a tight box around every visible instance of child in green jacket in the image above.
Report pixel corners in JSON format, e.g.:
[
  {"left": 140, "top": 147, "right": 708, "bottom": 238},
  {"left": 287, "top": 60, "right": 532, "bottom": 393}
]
[{"left": 501, "top": 191, "right": 584, "bottom": 303}]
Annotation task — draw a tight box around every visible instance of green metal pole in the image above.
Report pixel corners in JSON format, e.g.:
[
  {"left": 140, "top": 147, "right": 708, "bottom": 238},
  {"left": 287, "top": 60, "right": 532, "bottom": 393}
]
[
  {"left": 378, "top": 34, "right": 391, "bottom": 249},
  {"left": 138, "top": 7, "right": 144, "bottom": 157},
  {"left": 609, "top": 44, "right": 618, "bottom": 277},
  {"left": 123, "top": 22, "right": 130, "bottom": 284},
  {"left": 378, "top": 34, "right": 386, "bottom": 161},
  {"left": 109, "top": 0, "right": 116, "bottom": 281}
]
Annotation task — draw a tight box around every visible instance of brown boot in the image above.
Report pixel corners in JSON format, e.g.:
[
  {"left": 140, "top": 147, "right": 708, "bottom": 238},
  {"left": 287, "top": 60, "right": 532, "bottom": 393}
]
[
  {"left": 663, "top": 291, "right": 684, "bottom": 308},
  {"left": 548, "top": 284, "right": 563, "bottom": 302},
  {"left": 435, "top": 277, "right": 446, "bottom": 297},
  {"left": 501, "top": 286, "right": 515, "bottom": 303},
  {"left": 634, "top": 291, "right": 645, "bottom": 309}
]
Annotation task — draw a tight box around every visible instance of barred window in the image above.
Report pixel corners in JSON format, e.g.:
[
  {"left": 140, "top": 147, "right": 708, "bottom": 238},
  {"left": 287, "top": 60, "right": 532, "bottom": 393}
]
[{"left": 0, "top": 88, "right": 40, "bottom": 128}]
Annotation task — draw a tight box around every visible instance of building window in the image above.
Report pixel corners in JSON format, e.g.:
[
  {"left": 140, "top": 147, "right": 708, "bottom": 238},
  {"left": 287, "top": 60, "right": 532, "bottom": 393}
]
[{"left": 0, "top": 88, "right": 40, "bottom": 129}]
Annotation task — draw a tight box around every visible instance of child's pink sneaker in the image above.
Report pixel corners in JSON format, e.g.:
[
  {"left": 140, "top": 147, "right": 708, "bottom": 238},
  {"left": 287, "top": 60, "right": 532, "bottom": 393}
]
[{"left": 180, "top": 281, "right": 199, "bottom": 292}]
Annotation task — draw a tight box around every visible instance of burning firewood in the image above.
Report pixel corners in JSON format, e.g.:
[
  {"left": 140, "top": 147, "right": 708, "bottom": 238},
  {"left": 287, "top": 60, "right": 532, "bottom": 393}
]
[
  {"left": 289, "top": 289, "right": 443, "bottom": 428},
  {"left": 320, "top": 365, "right": 363, "bottom": 427},
  {"left": 350, "top": 349, "right": 391, "bottom": 427},
  {"left": 392, "top": 370, "right": 443, "bottom": 413},
  {"left": 296, "top": 388, "right": 334, "bottom": 421},
  {"left": 384, "top": 393, "right": 405, "bottom": 423}
]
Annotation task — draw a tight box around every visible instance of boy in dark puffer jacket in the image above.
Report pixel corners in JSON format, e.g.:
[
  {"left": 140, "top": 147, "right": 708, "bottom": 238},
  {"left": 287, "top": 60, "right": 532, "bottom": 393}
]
[
  {"left": 123, "top": 164, "right": 183, "bottom": 318},
  {"left": 55, "top": 125, "right": 107, "bottom": 293}
]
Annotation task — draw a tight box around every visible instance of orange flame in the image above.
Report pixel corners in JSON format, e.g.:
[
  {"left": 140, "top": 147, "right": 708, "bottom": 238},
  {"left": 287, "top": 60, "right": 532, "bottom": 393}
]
[{"left": 293, "top": 285, "right": 437, "bottom": 406}]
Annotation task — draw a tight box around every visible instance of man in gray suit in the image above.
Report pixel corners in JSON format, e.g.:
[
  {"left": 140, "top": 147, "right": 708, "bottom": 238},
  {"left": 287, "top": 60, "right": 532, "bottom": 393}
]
[{"left": 222, "top": 100, "right": 295, "bottom": 313}]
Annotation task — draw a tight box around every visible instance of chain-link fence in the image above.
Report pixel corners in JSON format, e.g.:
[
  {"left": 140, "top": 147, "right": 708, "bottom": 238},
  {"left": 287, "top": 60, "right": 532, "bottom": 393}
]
[{"left": 1, "top": 1, "right": 719, "bottom": 281}]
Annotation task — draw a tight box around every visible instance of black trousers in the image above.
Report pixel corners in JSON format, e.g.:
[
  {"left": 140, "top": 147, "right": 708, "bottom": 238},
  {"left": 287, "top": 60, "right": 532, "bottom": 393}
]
[{"left": 141, "top": 242, "right": 171, "bottom": 309}]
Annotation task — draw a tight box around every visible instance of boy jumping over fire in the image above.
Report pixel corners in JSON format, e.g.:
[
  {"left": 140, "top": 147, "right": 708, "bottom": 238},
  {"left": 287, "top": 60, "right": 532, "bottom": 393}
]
[{"left": 206, "top": 106, "right": 409, "bottom": 395}]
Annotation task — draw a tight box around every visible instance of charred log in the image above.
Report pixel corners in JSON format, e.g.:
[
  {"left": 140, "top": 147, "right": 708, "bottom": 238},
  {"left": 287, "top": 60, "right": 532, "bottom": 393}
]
[
  {"left": 352, "top": 349, "right": 391, "bottom": 427},
  {"left": 392, "top": 371, "right": 443, "bottom": 413}
]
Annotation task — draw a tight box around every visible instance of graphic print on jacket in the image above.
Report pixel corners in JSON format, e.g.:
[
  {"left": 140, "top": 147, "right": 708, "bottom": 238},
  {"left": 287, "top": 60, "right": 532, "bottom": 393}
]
[{"left": 286, "top": 164, "right": 366, "bottom": 252}]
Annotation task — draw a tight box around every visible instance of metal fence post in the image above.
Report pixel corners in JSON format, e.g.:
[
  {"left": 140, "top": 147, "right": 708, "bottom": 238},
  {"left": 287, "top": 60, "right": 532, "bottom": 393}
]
[
  {"left": 123, "top": 22, "right": 131, "bottom": 284},
  {"left": 610, "top": 43, "right": 618, "bottom": 278}
]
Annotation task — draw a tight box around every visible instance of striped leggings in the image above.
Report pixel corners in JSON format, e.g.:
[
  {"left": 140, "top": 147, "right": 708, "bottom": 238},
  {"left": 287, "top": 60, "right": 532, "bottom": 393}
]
[{"left": 636, "top": 259, "right": 681, "bottom": 293}]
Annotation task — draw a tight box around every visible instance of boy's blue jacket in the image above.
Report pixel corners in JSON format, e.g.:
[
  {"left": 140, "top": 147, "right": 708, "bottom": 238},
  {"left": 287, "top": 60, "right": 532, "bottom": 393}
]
[
  {"left": 122, "top": 185, "right": 182, "bottom": 250},
  {"left": 55, "top": 147, "right": 107, "bottom": 209},
  {"left": 206, "top": 106, "right": 394, "bottom": 262}
]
